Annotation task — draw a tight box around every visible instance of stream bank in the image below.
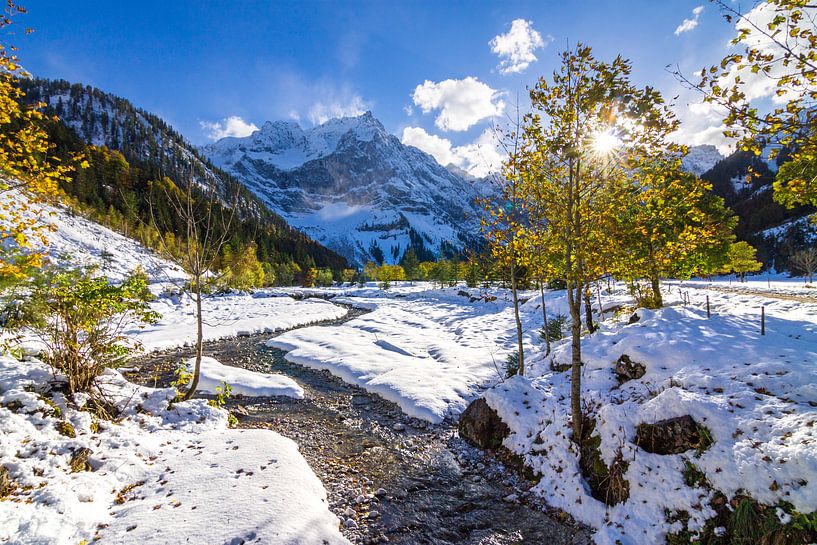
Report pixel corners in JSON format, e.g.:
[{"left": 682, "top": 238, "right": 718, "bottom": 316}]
[{"left": 130, "top": 306, "right": 591, "bottom": 545}]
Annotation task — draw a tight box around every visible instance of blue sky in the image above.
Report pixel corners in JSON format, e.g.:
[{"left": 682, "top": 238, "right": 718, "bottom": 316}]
[{"left": 18, "top": 1, "right": 738, "bottom": 173}]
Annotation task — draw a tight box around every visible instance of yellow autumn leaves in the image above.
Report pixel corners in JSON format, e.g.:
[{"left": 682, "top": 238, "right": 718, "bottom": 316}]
[{"left": 0, "top": 2, "right": 78, "bottom": 280}]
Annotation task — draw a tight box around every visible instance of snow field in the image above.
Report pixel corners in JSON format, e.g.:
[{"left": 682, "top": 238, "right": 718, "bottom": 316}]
[
  {"left": 0, "top": 357, "right": 348, "bottom": 545},
  {"left": 483, "top": 285, "right": 817, "bottom": 545},
  {"left": 268, "top": 286, "right": 549, "bottom": 423},
  {"left": 266, "top": 283, "right": 617, "bottom": 423},
  {"left": 133, "top": 292, "right": 348, "bottom": 353}
]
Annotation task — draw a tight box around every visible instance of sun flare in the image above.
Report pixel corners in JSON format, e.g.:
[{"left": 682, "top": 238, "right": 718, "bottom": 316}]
[{"left": 591, "top": 129, "right": 621, "bottom": 155}]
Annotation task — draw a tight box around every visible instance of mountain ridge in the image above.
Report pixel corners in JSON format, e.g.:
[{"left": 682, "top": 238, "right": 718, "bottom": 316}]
[
  {"left": 202, "top": 111, "right": 485, "bottom": 266},
  {"left": 19, "top": 78, "right": 349, "bottom": 273}
]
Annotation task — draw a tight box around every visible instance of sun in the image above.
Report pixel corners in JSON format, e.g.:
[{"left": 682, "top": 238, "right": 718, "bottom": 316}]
[{"left": 590, "top": 129, "right": 621, "bottom": 155}]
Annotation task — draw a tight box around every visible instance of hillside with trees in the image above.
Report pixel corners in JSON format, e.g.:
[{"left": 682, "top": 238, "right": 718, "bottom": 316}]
[
  {"left": 17, "top": 78, "right": 348, "bottom": 285},
  {"left": 700, "top": 149, "right": 815, "bottom": 271}
]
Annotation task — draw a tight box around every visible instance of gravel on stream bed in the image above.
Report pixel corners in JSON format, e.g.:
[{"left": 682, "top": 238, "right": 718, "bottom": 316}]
[{"left": 128, "top": 306, "right": 592, "bottom": 545}]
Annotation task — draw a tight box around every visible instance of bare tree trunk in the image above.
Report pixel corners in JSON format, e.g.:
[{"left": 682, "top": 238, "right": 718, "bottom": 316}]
[
  {"left": 567, "top": 280, "right": 582, "bottom": 441},
  {"left": 510, "top": 262, "right": 525, "bottom": 376},
  {"left": 583, "top": 285, "right": 595, "bottom": 333},
  {"left": 182, "top": 277, "right": 204, "bottom": 401},
  {"left": 540, "top": 281, "right": 550, "bottom": 356}
]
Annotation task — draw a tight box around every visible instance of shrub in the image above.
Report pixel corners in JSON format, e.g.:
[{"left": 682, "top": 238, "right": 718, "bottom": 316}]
[
  {"left": 505, "top": 352, "right": 520, "bottom": 377},
  {"left": 5, "top": 266, "right": 160, "bottom": 395},
  {"left": 220, "top": 243, "right": 265, "bottom": 291},
  {"left": 208, "top": 381, "right": 237, "bottom": 427},
  {"left": 540, "top": 314, "right": 567, "bottom": 343},
  {"left": 628, "top": 282, "right": 662, "bottom": 309}
]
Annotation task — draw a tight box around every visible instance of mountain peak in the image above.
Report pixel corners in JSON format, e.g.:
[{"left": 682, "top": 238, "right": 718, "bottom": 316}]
[
  {"left": 260, "top": 119, "right": 301, "bottom": 132},
  {"left": 315, "top": 110, "right": 385, "bottom": 137},
  {"left": 201, "top": 111, "right": 481, "bottom": 266},
  {"left": 682, "top": 144, "right": 725, "bottom": 177},
  {"left": 205, "top": 111, "right": 392, "bottom": 171}
]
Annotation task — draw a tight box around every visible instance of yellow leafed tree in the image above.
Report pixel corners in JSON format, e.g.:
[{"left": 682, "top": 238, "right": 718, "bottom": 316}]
[{"left": 0, "top": 1, "right": 77, "bottom": 280}]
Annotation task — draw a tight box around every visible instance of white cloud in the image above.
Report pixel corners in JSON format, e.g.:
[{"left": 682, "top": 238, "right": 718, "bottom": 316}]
[
  {"left": 200, "top": 116, "right": 259, "bottom": 140},
  {"left": 401, "top": 126, "right": 504, "bottom": 177},
  {"left": 401, "top": 127, "right": 458, "bottom": 166},
  {"left": 671, "top": 93, "right": 734, "bottom": 154},
  {"left": 490, "top": 19, "right": 551, "bottom": 74},
  {"left": 263, "top": 71, "right": 372, "bottom": 126},
  {"left": 307, "top": 92, "right": 371, "bottom": 125},
  {"left": 675, "top": 6, "right": 704, "bottom": 35},
  {"left": 411, "top": 77, "right": 505, "bottom": 132}
]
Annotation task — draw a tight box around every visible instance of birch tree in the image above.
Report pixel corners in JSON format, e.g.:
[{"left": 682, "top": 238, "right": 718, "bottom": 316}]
[
  {"left": 149, "top": 176, "right": 236, "bottom": 401},
  {"left": 513, "top": 45, "right": 680, "bottom": 441}
]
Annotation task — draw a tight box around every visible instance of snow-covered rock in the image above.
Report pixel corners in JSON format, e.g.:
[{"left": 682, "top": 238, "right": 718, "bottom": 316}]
[{"left": 187, "top": 356, "right": 304, "bottom": 398}]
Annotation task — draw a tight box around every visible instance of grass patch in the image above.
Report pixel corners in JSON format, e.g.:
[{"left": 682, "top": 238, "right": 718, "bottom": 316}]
[
  {"left": 55, "top": 420, "right": 76, "bottom": 438},
  {"left": 114, "top": 480, "right": 146, "bottom": 504},
  {"left": 665, "top": 496, "right": 817, "bottom": 544},
  {"left": 683, "top": 460, "right": 709, "bottom": 488}
]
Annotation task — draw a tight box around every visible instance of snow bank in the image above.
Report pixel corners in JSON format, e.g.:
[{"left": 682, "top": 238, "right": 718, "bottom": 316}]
[
  {"left": 267, "top": 285, "right": 591, "bottom": 422},
  {"left": 2, "top": 190, "right": 186, "bottom": 284},
  {"left": 188, "top": 356, "right": 304, "bottom": 398},
  {"left": 0, "top": 355, "right": 347, "bottom": 545},
  {"left": 481, "top": 286, "right": 817, "bottom": 545},
  {"left": 134, "top": 293, "right": 348, "bottom": 352}
]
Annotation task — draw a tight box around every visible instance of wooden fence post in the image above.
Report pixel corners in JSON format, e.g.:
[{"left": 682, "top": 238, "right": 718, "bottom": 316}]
[
  {"left": 706, "top": 295, "right": 710, "bottom": 318},
  {"left": 761, "top": 306, "right": 765, "bottom": 336}
]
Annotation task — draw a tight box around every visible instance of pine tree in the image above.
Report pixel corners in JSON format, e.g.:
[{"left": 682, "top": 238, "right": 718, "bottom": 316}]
[{"left": 400, "top": 248, "right": 420, "bottom": 281}]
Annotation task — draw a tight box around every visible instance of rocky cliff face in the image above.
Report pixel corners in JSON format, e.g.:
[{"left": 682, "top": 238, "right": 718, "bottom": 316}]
[{"left": 202, "top": 112, "right": 484, "bottom": 266}]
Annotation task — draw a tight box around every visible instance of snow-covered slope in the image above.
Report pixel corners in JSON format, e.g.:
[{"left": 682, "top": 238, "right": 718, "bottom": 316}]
[
  {"left": 682, "top": 144, "right": 724, "bottom": 177},
  {"left": 0, "top": 356, "right": 349, "bottom": 545},
  {"left": 202, "top": 113, "right": 484, "bottom": 266},
  {"left": 3, "top": 190, "right": 186, "bottom": 284}
]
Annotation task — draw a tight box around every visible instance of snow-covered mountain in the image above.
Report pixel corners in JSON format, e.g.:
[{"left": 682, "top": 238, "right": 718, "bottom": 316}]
[
  {"left": 20, "top": 78, "right": 349, "bottom": 271},
  {"left": 202, "top": 112, "right": 484, "bottom": 266},
  {"left": 681, "top": 144, "right": 724, "bottom": 177}
]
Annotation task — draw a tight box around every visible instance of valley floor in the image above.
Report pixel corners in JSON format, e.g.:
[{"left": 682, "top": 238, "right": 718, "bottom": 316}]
[{"left": 2, "top": 201, "right": 816, "bottom": 544}]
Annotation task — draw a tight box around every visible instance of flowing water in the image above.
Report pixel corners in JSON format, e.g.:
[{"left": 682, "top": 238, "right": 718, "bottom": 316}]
[{"left": 131, "top": 306, "right": 591, "bottom": 545}]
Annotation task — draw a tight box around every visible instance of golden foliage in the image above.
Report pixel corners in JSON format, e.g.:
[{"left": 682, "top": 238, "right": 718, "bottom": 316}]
[{"left": 0, "top": 2, "right": 78, "bottom": 280}]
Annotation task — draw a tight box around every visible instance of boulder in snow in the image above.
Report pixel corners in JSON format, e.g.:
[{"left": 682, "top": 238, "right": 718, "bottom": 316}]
[
  {"left": 614, "top": 354, "right": 646, "bottom": 383},
  {"left": 635, "top": 415, "right": 708, "bottom": 455},
  {"left": 458, "top": 398, "right": 509, "bottom": 450}
]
